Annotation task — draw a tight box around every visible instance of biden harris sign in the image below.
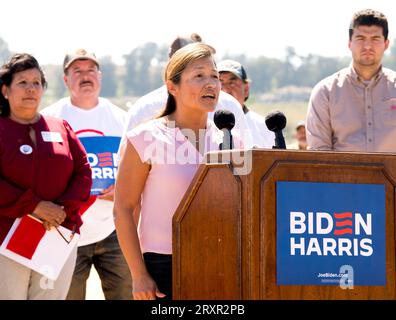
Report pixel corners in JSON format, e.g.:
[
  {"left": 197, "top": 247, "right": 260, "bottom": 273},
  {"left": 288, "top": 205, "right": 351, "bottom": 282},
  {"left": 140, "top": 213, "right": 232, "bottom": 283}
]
[
  {"left": 79, "top": 136, "right": 121, "bottom": 196},
  {"left": 276, "top": 181, "right": 385, "bottom": 286}
]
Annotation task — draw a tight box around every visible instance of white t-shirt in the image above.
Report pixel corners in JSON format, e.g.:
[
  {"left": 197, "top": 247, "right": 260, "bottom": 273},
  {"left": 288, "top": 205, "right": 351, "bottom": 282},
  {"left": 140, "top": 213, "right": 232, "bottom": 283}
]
[
  {"left": 245, "top": 110, "right": 274, "bottom": 148},
  {"left": 41, "top": 97, "right": 126, "bottom": 246},
  {"left": 123, "top": 85, "right": 253, "bottom": 148}
]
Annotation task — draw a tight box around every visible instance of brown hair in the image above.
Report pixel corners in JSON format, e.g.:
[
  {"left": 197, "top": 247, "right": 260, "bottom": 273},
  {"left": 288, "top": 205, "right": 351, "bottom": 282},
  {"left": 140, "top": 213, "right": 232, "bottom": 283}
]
[
  {"left": 168, "top": 33, "right": 202, "bottom": 58},
  {"left": 159, "top": 43, "right": 216, "bottom": 118},
  {"left": 349, "top": 9, "right": 388, "bottom": 40}
]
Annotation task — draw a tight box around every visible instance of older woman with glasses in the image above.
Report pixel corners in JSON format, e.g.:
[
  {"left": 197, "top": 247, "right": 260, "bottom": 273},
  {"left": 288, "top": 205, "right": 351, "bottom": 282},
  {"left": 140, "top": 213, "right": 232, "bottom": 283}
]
[{"left": 0, "top": 53, "right": 92, "bottom": 299}]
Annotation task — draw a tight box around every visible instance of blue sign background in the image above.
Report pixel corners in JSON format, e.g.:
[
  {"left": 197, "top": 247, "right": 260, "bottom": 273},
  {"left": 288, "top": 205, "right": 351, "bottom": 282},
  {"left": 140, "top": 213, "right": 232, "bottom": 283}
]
[
  {"left": 276, "top": 181, "right": 386, "bottom": 286},
  {"left": 79, "top": 136, "right": 121, "bottom": 196}
]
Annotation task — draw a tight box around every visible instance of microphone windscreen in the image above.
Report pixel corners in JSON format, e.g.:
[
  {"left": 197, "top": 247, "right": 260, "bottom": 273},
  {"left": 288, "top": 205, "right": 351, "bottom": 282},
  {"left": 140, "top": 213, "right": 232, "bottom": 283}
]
[
  {"left": 265, "top": 111, "right": 287, "bottom": 132},
  {"left": 213, "top": 109, "right": 235, "bottom": 130}
]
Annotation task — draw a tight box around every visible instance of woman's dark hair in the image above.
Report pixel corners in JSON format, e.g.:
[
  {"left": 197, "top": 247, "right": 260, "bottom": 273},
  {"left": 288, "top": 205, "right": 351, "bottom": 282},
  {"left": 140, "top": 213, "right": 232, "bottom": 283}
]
[
  {"left": 163, "top": 94, "right": 177, "bottom": 118},
  {"left": 168, "top": 33, "right": 202, "bottom": 58},
  {"left": 0, "top": 53, "right": 47, "bottom": 117}
]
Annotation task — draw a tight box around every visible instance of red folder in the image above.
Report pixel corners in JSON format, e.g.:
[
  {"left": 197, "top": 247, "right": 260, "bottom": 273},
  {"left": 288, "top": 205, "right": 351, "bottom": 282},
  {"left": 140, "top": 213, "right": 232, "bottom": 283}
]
[
  {"left": 6, "top": 215, "right": 46, "bottom": 259},
  {"left": 79, "top": 195, "right": 97, "bottom": 215}
]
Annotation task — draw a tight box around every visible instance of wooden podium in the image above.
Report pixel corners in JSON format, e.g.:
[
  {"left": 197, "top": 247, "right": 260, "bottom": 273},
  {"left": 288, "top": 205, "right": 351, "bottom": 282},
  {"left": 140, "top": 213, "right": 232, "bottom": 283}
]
[{"left": 172, "top": 149, "right": 396, "bottom": 299}]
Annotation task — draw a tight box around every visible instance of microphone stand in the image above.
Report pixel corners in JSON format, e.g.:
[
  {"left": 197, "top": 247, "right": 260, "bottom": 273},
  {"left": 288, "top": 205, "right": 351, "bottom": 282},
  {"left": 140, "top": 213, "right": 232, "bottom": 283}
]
[
  {"left": 220, "top": 129, "right": 233, "bottom": 150},
  {"left": 272, "top": 130, "right": 286, "bottom": 149}
]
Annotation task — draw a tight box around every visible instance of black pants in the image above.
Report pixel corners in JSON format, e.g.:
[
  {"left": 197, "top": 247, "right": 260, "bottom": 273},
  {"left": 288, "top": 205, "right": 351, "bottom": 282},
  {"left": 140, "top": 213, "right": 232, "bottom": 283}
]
[{"left": 143, "top": 252, "right": 172, "bottom": 300}]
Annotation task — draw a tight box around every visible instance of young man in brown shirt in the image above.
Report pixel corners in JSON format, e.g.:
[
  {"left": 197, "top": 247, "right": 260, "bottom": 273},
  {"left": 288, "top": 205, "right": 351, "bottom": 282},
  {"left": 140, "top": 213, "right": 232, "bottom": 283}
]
[{"left": 307, "top": 9, "right": 396, "bottom": 152}]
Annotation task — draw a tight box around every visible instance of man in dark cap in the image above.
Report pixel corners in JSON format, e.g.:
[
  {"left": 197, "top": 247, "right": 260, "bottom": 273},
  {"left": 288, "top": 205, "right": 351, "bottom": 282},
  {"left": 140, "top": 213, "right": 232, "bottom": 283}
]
[{"left": 218, "top": 59, "right": 273, "bottom": 148}]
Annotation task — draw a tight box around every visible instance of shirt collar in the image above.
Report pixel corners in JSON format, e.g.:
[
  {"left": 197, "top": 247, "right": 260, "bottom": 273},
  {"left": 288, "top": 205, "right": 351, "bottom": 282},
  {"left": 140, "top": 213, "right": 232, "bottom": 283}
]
[{"left": 348, "top": 62, "right": 384, "bottom": 87}]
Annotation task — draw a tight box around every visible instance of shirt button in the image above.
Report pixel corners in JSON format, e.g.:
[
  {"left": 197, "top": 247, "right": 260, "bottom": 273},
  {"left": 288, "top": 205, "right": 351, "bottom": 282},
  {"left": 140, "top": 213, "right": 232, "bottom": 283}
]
[
  {"left": 367, "top": 105, "right": 371, "bottom": 109},
  {"left": 368, "top": 122, "right": 372, "bottom": 126},
  {"left": 368, "top": 139, "right": 372, "bottom": 142}
]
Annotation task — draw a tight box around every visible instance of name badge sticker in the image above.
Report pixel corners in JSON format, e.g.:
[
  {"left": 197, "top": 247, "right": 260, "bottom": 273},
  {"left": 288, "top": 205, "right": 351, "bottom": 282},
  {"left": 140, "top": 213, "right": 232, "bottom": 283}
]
[{"left": 41, "top": 131, "right": 63, "bottom": 143}]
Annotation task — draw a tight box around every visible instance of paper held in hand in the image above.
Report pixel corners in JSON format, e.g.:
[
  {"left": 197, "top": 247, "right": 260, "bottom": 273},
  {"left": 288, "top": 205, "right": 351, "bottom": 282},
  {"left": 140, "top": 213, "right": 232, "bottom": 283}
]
[{"left": 0, "top": 215, "right": 79, "bottom": 281}]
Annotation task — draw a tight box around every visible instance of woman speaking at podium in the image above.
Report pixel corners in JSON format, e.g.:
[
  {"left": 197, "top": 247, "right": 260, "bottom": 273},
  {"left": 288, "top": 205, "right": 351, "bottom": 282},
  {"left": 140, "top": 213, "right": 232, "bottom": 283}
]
[
  {"left": 0, "top": 53, "right": 92, "bottom": 299},
  {"left": 114, "top": 43, "right": 226, "bottom": 300}
]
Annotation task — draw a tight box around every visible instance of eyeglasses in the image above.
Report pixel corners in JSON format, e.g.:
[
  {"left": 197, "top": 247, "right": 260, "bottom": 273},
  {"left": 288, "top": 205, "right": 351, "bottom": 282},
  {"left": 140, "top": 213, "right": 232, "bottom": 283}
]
[
  {"left": 28, "top": 214, "right": 77, "bottom": 244},
  {"left": 55, "top": 224, "right": 77, "bottom": 244}
]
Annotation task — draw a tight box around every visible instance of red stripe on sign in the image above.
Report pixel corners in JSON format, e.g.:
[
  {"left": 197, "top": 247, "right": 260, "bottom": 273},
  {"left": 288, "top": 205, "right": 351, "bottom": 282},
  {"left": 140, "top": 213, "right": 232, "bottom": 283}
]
[
  {"left": 98, "top": 152, "right": 112, "bottom": 157},
  {"left": 75, "top": 129, "right": 105, "bottom": 136},
  {"left": 333, "top": 212, "right": 353, "bottom": 219},
  {"left": 98, "top": 162, "right": 113, "bottom": 167},
  {"left": 98, "top": 157, "right": 113, "bottom": 162},
  {"left": 6, "top": 215, "right": 46, "bottom": 259},
  {"left": 334, "top": 228, "right": 353, "bottom": 235},
  {"left": 335, "top": 220, "right": 353, "bottom": 227}
]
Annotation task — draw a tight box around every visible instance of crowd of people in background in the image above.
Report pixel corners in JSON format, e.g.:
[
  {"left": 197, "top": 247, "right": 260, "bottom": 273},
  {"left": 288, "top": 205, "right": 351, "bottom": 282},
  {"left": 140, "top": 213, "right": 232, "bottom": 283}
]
[{"left": 0, "top": 8, "right": 395, "bottom": 300}]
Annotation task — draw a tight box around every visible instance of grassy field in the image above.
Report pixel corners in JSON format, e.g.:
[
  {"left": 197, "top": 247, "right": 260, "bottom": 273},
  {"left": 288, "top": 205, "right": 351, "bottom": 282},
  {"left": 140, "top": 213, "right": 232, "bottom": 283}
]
[{"left": 249, "top": 101, "right": 308, "bottom": 146}]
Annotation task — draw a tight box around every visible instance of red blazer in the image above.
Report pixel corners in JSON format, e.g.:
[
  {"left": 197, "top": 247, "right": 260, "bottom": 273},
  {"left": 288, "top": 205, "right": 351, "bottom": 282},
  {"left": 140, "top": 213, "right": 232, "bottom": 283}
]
[{"left": 0, "top": 115, "right": 92, "bottom": 244}]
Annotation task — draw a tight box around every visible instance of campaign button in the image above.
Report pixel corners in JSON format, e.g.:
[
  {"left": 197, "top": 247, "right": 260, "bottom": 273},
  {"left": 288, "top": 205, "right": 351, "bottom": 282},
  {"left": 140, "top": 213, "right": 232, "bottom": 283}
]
[{"left": 20, "top": 144, "right": 33, "bottom": 155}]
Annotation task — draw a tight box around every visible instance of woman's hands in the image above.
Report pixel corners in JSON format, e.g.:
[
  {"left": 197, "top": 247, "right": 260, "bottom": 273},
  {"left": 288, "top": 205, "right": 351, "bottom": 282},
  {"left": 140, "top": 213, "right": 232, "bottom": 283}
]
[
  {"left": 132, "top": 273, "right": 166, "bottom": 300},
  {"left": 33, "top": 201, "right": 66, "bottom": 231},
  {"left": 97, "top": 184, "right": 115, "bottom": 201}
]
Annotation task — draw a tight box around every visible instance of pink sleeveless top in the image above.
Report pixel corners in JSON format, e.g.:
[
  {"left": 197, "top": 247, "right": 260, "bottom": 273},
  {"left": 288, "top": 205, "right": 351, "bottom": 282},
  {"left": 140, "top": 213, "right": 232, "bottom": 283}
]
[{"left": 127, "top": 118, "right": 222, "bottom": 254}]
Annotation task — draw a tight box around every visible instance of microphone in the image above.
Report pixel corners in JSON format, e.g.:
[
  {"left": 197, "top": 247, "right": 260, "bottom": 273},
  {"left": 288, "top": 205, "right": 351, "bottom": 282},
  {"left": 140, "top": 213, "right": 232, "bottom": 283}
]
[
  {"left": 265, "top": 111, "right": 287, "bottom": 149},
  {"left": 213, "top": 109, "right": 235, "bottom": 150}
]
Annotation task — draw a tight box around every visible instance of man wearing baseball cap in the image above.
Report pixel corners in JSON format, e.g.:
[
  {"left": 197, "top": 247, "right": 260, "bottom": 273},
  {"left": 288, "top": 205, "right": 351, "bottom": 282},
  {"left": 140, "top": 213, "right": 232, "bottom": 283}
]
[
  {"left": 41, "top": 49, "right": 131, "bottom": 300},
  {"left": 218, "top": 59, "right": 274, "bottom": 148},
  {"left": 63, "top": 48, "right": 100, "bottom": 72}
]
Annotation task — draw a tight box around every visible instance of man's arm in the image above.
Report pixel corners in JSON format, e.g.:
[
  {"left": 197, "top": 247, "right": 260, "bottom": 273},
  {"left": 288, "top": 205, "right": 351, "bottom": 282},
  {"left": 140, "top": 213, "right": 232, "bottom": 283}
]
[{"left": 306, "top": 83, "right": 333, "bottom": 150}]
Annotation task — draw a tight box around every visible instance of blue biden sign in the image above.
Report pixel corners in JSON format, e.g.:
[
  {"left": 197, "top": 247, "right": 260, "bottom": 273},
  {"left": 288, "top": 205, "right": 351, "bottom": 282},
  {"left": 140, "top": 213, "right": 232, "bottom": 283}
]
[
  {"left": 79, "top": 136, "right": 121, "bottom": 196},
  {"left": 276, "top": 182, "right": 386, "bottom": 286}
]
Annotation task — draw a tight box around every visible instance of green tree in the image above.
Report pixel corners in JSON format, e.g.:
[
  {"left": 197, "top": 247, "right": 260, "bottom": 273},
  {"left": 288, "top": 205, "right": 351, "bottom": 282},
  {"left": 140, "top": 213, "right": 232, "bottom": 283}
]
[
  {"left": 277, "top": 46, "right": 299, "bottom": 87},
  {"left": 247, "top": 56, "right": 285, "bottom": 94},
  {"left": 99, "top": 56, "right": 117, "bottom": 97},
  {"left": 0, "top": 37, "right": 12, "bottom": 64},
  {"left": 149, "top": 44, "right": 169, "bottom": 89},
  {"left": 383, "top": 38, "right": 396, "bottom": 70},
  {"left": 295, "top": 54, "right": 349, "bottom": 87},
  {"left": 123, "top": 42, "right": 162, "bottom": 96},
  {"left": 52, "top": 66, "right": 67, "bottom": 99}
]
